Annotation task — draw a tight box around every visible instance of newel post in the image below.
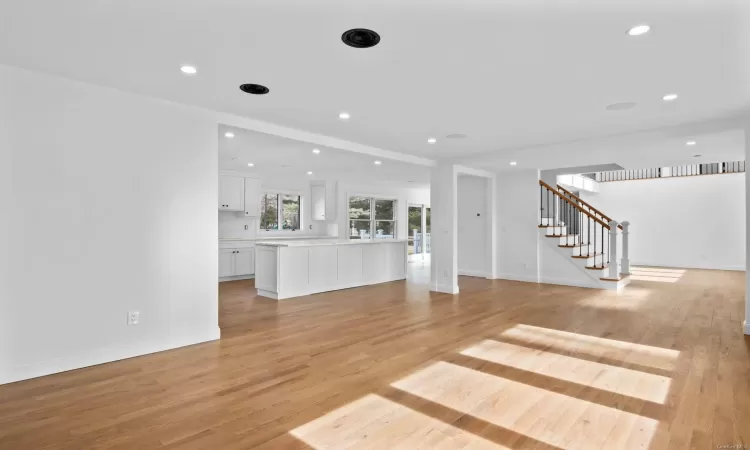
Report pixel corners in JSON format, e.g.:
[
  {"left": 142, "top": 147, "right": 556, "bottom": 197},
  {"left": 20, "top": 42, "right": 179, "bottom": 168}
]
[
  {"left": 621, "top": 221, "right": 631, "bottom": 275},
  {"left": 608, "top": 220, "right": 619, "bottom": 279}
]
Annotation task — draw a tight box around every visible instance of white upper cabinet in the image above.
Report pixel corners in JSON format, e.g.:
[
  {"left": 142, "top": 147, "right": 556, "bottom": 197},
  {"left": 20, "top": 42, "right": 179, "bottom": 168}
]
[
  {"left": 310, "top": 181, "right": 337, "bottom": 221},
  {"left": 243, "top": 178, "right": 262, "bottom": 217},
  {"left": 311, "top": 184, "right": 326, "bottom": 221},
  {"left": 219, "top": 175, "right": 244, "bottom": 211}
]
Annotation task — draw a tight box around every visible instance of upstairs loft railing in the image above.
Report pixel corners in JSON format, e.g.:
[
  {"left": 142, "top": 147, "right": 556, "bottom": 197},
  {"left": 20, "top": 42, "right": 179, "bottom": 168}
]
[
  {"left": 539, "top": 180, "right": 631, "bottom": 279},
  {"left": 589, "top": 160, "right": 745, "bottom": 182}
]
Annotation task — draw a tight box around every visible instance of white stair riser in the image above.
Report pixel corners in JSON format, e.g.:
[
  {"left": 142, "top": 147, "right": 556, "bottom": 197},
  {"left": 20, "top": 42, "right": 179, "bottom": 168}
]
[
  {"left": 540, "top": 218, "right": 565, "bottom": 226},
  {"left": 545, "top": 226, "right": 567, "bottom": 235},
  {"left": 580, "top": 254, "right": 607, "bottom": 266},
  {"left": 557, "top": 235, "right": 580, "bottom": 245}
]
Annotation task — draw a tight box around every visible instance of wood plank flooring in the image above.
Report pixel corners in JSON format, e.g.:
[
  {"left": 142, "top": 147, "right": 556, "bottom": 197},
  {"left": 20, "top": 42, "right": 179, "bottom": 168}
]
[{"left": 0, "top": 266, "right": 748, "bottom": 449}]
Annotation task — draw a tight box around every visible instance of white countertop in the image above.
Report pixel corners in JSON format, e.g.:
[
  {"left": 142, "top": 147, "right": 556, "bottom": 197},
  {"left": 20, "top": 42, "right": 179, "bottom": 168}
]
[
  {"left": 256, "top": 239, "right": 408, "bottom": 247},
  {"left": 220, "top": 236, "right": 337, "bottom": 242}
]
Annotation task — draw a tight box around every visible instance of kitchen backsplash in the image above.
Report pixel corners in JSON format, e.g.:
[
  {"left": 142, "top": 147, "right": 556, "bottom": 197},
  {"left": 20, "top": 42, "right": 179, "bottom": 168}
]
[{"left": 218, "top": 212, "right": 335, "bottom": 239}]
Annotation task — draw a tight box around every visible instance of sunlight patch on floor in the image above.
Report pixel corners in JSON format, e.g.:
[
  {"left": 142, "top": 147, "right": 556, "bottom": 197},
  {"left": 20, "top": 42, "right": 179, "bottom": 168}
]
[
  {"left": 461, "top": 339, "right": 671, "bottom": 403},
  {"left": 577, "top": 290, "right": 650, "bottom": 310},
  {"left": 392, "top": 361, "right": 658, "bottom": 450},
  {"left": 631, "top": 266, "right": 686, "bottom": 275},
  {"left": 501, "top": 324, "right": 680, "bottom": 371},
  {"left": 630, "top": 274, "right": 681, "bottom": 283},
  {"left": 630, "top": 266, "right": 685, "bottom": 283},
  {"left": 290, "top": 394, "right": 508, "bottom": 450}
]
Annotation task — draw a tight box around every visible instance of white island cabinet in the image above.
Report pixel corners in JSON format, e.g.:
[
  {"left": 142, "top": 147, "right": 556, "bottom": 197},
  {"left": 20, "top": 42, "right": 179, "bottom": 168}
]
[{"left": 254, "top": 239, "right": 407, "bottom": 299}]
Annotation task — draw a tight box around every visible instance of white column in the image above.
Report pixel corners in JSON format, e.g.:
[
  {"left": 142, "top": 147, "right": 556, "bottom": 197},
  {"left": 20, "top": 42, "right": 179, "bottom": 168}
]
[
  {"left": 620, "top": 221, "right": 631, "bottom": 275},
  {"left": 430, "top": 162, "right": 459, "bottom": 294},
  {"left": 607, "top": 220, "right": 619, "bottom": 279},
  {"left": 745, "top": 123, "right": 750, "bottom": 335}
]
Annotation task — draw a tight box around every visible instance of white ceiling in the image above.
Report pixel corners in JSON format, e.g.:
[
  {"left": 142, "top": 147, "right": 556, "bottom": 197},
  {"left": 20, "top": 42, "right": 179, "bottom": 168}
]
[
  {"left": 219, "top": 126, "right": 431, "bottom": 188},
  {"left": 2, "top": 0, "right": 748, "bottom": 163}
]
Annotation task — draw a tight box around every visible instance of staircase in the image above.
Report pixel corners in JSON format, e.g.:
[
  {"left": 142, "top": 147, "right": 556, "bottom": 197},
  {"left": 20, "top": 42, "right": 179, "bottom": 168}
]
[{"left": 538, "top": 180, "right": 631, "bottom": 290}]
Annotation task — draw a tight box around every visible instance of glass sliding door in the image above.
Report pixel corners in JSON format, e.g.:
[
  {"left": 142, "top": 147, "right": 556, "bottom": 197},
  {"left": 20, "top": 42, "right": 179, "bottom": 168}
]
[
  {"left": 408, "top": 204, "right": 427, "bottom": 262},
  {"left": 424, "top": 207, "right": 431, "bottom": 257}
]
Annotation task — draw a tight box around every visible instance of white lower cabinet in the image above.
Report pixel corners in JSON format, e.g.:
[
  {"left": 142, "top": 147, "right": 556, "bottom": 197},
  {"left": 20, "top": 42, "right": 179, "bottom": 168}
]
[
  {"left": 219, "top": 249, "right": 236, "bottom": 278},
  {"left": 256, "top": 241, "right": 407, "bottom": 299},
  {"left": 234, "top": 248, "right": 255, "bottom": 276},
  {"left": 219, "top": 245, "right": 255, "bottom": 279}
]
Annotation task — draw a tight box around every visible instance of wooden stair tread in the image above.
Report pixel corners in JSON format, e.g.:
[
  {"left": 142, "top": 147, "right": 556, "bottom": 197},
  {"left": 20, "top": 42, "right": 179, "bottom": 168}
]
[
  {"left": 585, "top": 266, "right": 607, "bottom": 271},
  {"left": 571, "top": 253, "right": 603, "bottom": 258},
  {"left": 546, "top": 234, "right": 577, "bottom": 238}
]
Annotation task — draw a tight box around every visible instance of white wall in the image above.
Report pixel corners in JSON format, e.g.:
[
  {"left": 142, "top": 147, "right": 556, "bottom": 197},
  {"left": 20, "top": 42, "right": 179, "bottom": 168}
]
[
  {"left": 430, "top": 163, "right": 459, "bottom": 293},
  {"left": 457, "top": 175, "right": 489, "bottom": 277},
  {"left": 495, "top": 170, "right": 541, "bottom": 282},
  {"left": 218, "top": 174, "right": 329, "bottom": 239},
  {"left": 581, "top": 174, "right": 746, "bottom": 270},
  {"left": 0, "top": 64, "right": 220, "bottom": 384},
  {"left": 744, "top": 125, "right": 750, "bottom": 336},
  {"left": 406, "top": 186, "right": 431, "bottom": 207}
]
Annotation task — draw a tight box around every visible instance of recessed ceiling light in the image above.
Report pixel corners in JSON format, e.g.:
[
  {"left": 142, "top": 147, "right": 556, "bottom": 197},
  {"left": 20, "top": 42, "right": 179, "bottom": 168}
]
[
  {"left": 510, "top": 161, "right": 518, "bottom": 166},
  {"left": 605, "top": 102, "right": 637, "bottom": 111},
  {"left": 307, "top": 171, "right": 313, "bottom": 175},
  {"left": 627, "top": 25, "right": 650, "bottom": 36},
  {"left": 224, "top": 132, "right": 234, "bottom": 139},
  {"left": 239, "top": 84, "right": 269, "bottom": 95},
  {"left": 339, "top": 112, "right": 351, "bottom": 120},
  {"left": 248, "top": 163, "right": 254, "bottom": 167},
  {"left": 374, "top": 160, "right": 382, "bottom": 165},
  {"left": 427, "top": 138, "right": 437, "bottom": 144},
  {"left": 312, "top": 148, "right": 321, "bottom": 154},
  {"left": 662, "top": 93, "right": 678, "bottom": 101},
  {"left": 686, "top": 140, "right": 697, "bottom": 146},
  {"left": 341, "top": 28, "right": 381, "bottom": 49},
  {"left": 180, "top": 65, "right": 197, "bottom": 75}
]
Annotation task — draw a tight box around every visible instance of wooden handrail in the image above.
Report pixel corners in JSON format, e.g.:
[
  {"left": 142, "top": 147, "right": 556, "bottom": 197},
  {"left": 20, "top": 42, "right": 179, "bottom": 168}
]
[
  {"left": 556, "top": 184, "right": 624, "bottom": 230},
  {"left": 538, "top": 180, "right": 611, "bottom": 230}
]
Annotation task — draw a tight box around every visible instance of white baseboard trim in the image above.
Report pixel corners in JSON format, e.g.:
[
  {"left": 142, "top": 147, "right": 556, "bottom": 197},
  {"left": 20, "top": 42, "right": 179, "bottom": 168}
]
[
  {"left": 458, "top": 269, "right": 491, "bottom": 278},
  {"left": 433, "top": 283, "right": 459, "bottom": 294},
  {"left": 491, "top": 273, "right": 540, "bottom": 283},
  {"left": 257, "top": 289, "right": 280, "bottom": 300},
  {"left": 1, "top": 327, "right": 221, "bottom": 386},
  {"left": 744, "top": 321, "right": 750, "bottom": 336},
  {"left": 630, "top": 261, "right": 746, "bottom": 272},
  {"left": 219, "top": 274, "right": 255, "bottom": 282}
]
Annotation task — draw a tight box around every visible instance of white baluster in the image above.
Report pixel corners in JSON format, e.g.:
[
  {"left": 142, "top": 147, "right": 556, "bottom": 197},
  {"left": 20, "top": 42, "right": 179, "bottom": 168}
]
[
  {"left": 608, "top": 220, "right": 619, "bottom": 279},
  {"left": 621, "top": 221, "right": 630, "bottom": 275}
]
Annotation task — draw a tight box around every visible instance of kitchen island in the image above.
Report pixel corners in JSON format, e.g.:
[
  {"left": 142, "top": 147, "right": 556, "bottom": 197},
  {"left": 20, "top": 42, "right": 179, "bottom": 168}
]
[{"left": 254, "top": 239, "right": 407, "bottom": 300}]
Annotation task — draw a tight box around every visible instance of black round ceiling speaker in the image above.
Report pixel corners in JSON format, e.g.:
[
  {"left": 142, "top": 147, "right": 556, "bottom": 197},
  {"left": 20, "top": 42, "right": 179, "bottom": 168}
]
[
  {"left": 239, "top": 84, "right": 270, "bottom": 95},
  {"left": 341, "top": 28, "right": 381, "bottom": 48}
]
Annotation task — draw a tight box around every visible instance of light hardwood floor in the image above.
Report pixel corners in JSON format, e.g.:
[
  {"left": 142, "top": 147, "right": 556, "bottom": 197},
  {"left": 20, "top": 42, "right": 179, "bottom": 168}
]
[{"left": 0, "top": 266, "right": 748, "bottom": 449}]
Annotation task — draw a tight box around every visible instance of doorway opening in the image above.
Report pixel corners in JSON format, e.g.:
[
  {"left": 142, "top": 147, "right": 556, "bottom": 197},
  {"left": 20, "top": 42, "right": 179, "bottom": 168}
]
[{"left": 408, "top": 204, "right": 431, "bottom": 263}]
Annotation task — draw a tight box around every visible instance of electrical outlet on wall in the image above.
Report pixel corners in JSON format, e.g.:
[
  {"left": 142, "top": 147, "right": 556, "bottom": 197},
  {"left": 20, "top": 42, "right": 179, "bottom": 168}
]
[{"left": 127, "top": 311, "right": 140, "bottom": 325}]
